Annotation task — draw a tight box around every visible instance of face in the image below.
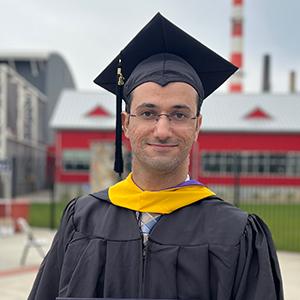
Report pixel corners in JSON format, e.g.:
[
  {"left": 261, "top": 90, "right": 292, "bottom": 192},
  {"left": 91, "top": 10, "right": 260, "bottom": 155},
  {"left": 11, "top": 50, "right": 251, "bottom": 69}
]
[{"left": 122, "top": 82, "right": 202, "bottom": 174}]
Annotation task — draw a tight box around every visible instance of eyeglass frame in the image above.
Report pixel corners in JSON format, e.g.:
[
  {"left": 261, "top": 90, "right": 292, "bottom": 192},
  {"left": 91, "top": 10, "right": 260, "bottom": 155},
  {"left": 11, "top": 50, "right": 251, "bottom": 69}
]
[{"left": 128, "top": 111, "right": 198, "bottom": 125}]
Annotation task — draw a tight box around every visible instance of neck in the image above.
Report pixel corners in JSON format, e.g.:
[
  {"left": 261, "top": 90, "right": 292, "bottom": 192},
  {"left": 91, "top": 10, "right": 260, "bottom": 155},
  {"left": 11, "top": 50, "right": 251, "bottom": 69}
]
[{"left": 131, "top": 160, "right": 189, "bottom": 191}]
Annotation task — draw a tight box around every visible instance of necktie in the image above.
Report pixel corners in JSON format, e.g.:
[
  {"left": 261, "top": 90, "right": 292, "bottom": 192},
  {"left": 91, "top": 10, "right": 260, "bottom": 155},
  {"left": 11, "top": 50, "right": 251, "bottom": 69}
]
[{"left": 137, "top": 212, "right": 161, "bottom": 245}]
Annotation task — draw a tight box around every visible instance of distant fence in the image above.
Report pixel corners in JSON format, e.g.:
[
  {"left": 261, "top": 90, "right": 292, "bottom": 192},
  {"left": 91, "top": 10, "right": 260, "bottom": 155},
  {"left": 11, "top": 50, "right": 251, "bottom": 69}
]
[{"left": 209, "top": 156, "right": 300, "bottom": 252}]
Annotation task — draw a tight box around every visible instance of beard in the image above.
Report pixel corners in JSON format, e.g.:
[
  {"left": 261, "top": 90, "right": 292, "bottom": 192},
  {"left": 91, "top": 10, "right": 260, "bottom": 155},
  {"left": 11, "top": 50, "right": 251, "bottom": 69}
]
[
  {"left": 132, "top": 145, "right": 190, "bottom": 174},
  {"left": 139, "top": 155, "right": 181, "bottom": 172}
]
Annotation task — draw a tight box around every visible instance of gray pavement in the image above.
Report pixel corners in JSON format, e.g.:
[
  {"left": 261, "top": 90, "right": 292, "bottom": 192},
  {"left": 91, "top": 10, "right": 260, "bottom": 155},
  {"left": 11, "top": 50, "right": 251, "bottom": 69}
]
[
  {"left": 0, "top": 228, "right": 55, "bottom": 300},
  {"left": 0, "top": 228, "right": 299, "bottom": 300}
]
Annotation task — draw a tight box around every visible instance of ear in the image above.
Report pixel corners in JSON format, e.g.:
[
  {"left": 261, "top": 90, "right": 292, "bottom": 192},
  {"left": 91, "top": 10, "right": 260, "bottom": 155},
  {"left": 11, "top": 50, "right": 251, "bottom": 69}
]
[
  {"left": 121, "top": 112, "right": 130, "bottom": 138},
  {"left": 194, "top": 114, "right": 202, "bottom": 142}
]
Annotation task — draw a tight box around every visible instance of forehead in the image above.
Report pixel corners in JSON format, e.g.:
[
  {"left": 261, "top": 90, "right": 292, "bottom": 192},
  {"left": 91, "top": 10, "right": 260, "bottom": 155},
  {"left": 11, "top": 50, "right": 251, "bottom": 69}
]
[{"left": 130, "top": 82, "right": 198, "bottom": 110}]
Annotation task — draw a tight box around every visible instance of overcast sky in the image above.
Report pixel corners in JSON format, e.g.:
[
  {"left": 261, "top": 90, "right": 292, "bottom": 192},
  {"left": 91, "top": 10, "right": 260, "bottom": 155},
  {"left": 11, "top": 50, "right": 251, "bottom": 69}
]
[{"left": 1, "top": 0, "right": 299, "bottom": 94}]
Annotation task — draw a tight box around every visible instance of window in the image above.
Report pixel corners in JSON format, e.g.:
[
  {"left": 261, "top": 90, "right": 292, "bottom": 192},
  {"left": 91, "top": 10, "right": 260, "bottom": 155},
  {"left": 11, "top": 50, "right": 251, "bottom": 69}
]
[
  {"left": 269, "top": 154, "right": 286, "bottom": 174},
  {"left": 23, "top": 93, "right": 33, "bottom": 141},
  {"left": 63, "top": 150, "right": 90, "bottom": 172},
  {"left": 7, "top": 76, "right": 18, "bottom": 136},
  {"left": 201, "top": 152, "right": 300, "bottom": 176}
]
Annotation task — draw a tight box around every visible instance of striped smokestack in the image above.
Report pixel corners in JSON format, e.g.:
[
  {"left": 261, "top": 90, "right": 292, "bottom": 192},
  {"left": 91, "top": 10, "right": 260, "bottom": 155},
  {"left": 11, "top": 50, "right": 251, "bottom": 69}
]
[{"left": 229, "top": 0, "right": 244, "bottom": 93}]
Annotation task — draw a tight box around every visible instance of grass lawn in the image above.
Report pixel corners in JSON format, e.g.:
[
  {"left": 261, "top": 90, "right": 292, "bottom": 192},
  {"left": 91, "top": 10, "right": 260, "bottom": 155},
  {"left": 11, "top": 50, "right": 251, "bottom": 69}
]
[
  {"left": 240, "top": 203, "right": 300, "bottom": 252},
  {"left": 29, "top": 202, "right": 300, "bottom": 252},
  {"left": 29, "top": 201, "right": 68, "bottom": 229}
]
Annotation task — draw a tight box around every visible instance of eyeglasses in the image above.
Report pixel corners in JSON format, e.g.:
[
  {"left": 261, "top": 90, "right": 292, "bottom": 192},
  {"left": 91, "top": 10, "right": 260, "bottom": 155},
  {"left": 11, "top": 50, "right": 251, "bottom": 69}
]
[{"left": 129, "top": 110, "right": 197, "bottom": 125}]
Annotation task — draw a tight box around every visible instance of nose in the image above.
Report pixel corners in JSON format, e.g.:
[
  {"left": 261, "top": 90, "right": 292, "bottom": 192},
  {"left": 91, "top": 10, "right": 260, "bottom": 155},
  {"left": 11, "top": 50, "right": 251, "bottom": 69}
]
[{"left": 153, "top": 115, "right": 172, "bottom": 140}]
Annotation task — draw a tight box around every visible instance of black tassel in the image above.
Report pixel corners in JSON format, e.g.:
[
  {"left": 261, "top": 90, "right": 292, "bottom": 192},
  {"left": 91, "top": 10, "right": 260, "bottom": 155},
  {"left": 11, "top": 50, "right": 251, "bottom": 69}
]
[{"left": 114, "top": 56, "right": 125, "bottom": 179}]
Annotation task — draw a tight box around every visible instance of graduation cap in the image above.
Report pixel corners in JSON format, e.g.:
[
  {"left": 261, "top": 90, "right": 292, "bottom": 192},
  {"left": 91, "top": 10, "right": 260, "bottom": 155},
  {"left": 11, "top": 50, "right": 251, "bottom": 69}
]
[{"left": 94, "top": 12, "right": 238, "bottom": 177}]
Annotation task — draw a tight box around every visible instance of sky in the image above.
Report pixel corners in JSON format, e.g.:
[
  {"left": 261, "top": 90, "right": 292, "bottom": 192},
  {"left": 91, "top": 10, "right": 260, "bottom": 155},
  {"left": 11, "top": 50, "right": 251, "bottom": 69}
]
[{"left": 1, "top": 0, "right": 299, "bottom": 94}]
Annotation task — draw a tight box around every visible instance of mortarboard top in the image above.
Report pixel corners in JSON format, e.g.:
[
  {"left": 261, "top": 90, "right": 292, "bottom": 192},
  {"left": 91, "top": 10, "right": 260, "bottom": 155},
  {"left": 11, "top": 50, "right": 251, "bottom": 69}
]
[
  {"left": 94, "top": 12, "right": 238, "bottom": 176},
  {"left": 94, "top": 12, "right": 237, "bottom": 99}
]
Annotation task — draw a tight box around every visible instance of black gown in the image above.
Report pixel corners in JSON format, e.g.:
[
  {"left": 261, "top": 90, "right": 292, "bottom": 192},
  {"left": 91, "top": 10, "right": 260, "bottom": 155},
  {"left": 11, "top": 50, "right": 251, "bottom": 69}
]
[{"left": 28, "top": 190, "right": 283, "bottom": 300}]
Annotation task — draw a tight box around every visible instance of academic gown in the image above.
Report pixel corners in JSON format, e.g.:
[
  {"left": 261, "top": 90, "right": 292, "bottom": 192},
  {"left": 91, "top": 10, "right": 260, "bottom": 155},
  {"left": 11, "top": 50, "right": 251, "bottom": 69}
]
[{"left": 28, "top": 190, "right": 283, "bottom": 300}]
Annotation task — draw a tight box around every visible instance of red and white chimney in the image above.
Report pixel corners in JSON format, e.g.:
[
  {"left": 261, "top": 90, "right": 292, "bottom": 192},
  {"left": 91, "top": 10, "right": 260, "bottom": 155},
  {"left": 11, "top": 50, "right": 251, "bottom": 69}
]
[{"left": 229, "top": 0, "right": 244, "bottom": 93}]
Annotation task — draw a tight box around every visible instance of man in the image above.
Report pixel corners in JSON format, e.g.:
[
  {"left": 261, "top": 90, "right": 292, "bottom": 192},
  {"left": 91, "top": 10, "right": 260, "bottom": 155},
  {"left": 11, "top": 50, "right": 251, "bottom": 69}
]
[{"left": 29, "top": 13, "right": 283, "bottom": 300}]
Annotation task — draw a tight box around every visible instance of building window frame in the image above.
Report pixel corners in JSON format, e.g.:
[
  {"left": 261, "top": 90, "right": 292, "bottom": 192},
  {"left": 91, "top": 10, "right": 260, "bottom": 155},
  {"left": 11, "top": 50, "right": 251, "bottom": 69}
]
[
  {"left": 62, "top": 149, "right": 90, "bottom": 172},
  {"left": 201, "top": 151, "right": 300, "bottom": 177}
]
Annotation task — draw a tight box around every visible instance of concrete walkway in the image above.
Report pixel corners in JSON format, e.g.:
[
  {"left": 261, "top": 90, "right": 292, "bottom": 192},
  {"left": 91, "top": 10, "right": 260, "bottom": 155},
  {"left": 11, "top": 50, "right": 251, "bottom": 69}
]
[
  {"left": 0, "top": 228, "right": 55, "bottom": 300},
  {"left": 0, "top": 228, "right": 299, "bottom": 300}
]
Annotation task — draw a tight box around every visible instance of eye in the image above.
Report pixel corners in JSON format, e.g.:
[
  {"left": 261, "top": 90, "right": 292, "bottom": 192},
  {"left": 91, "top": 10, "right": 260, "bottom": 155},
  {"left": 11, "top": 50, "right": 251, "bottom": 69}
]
[
  {"left": 139, "top": 110, "right": 156, "bottom": 119},
  {"left": 171, "top": 112, "right": 188, "bottom": 120}
]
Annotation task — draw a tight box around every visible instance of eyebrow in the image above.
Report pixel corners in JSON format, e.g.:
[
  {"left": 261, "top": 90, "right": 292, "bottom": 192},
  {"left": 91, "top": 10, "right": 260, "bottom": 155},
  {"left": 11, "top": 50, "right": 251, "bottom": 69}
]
[
  {"left": 136, "top": 103, "right": 157, "bottom": 109},
  {"left": 135, "top": 103, "right": 192, "bottom": 111},
  {"left": 172, "top": 104, "right": 192, "bottom": 111}
]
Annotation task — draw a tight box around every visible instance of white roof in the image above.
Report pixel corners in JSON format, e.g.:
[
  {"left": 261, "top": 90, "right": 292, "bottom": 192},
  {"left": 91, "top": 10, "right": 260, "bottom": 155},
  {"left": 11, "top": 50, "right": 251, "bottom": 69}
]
[
  {"left": 201, "top": 93, "right": 300, "bottom": 133},
  {"left": 51, "top": 90, "right": 300, "bottom": 133},
  {"left": 50, "top": 90, "right": 116, "bottom": 130}
]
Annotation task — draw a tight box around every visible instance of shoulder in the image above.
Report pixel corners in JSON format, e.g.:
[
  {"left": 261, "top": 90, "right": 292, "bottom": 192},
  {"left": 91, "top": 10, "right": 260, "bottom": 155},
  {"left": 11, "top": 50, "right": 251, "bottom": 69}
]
[
  {"left": 151, "top": 197, "right": 249, "bottom": 246},
  {"left": 195, "top": 197, "right": 248, "bottom": 229},
  {"left": 74, "top": 189, "right": 110, "bottom": 216},
  {"left": 195, "top": 197, "right": 249, "bottom": 244},
  {"left": 182, "top": 196, "right": 249, "bottom": 231},
  {"left": 68, "top": 189, "right": 140, "bottom": 240},
  {"left": 72, "top": 189, "right": 112, "bottom": 230}
]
